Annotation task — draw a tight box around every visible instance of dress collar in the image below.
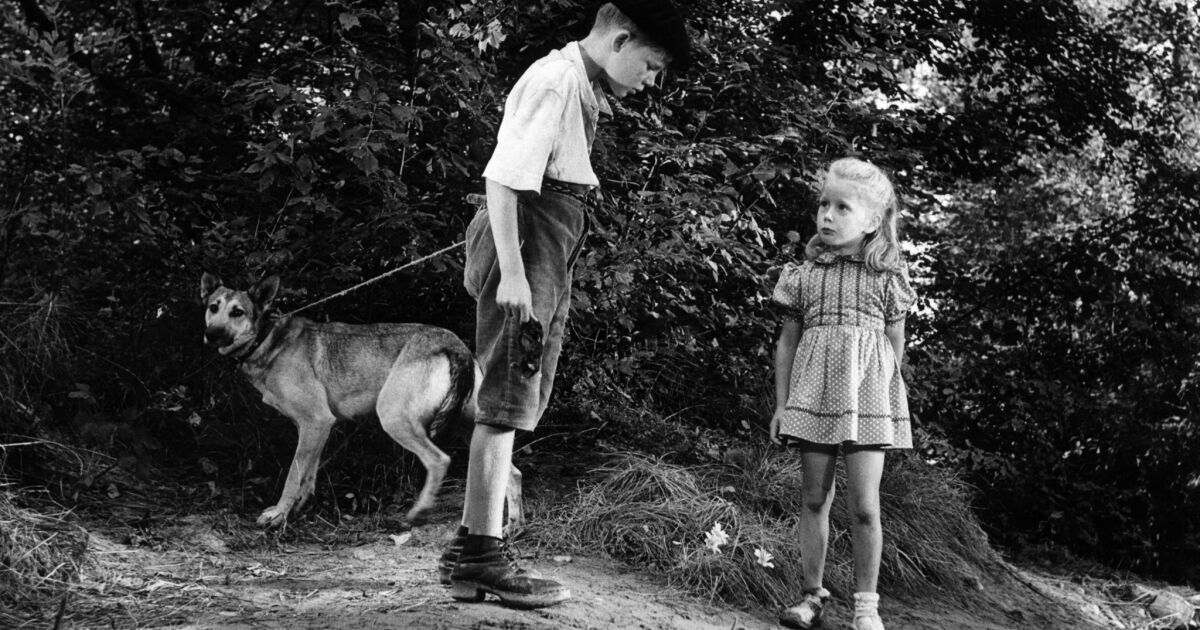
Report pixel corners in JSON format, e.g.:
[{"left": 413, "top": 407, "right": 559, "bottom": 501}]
[{"left": 811, "top": 250, "right": 864, "bottom": 265}]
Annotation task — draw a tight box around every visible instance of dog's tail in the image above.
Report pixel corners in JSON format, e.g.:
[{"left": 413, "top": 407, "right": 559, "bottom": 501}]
[{"left": 429, "top": 347, "right": 477, "bottom": 442}]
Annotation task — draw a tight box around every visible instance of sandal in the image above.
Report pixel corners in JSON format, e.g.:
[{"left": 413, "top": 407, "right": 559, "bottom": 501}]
[{"left": 779, "top": 587, "right": 831, "bottom": 629}]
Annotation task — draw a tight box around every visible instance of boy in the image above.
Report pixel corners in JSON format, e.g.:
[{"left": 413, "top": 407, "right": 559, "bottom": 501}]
[{"left": 442, "top": 0, "right": 692, "bottom": 610}]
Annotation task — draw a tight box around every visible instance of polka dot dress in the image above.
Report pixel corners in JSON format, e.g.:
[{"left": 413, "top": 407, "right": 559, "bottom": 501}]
[{"left": 771, "top": 252, "right": 916, "bottom": 449}]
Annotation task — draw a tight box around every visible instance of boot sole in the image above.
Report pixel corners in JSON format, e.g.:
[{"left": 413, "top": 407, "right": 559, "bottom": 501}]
[
  {"left": 450, "top": 580, "right": 571, "bottom": 609},
  {"left": 779, "top": 619, "right": 823, "bottom": 630}
]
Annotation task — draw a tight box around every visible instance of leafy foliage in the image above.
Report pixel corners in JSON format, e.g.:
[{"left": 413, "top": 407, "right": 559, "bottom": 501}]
[{"left": 1, "top": 0, "right": 1197, "bottom": 582}]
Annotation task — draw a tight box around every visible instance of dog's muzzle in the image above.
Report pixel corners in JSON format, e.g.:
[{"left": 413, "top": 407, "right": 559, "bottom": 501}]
[{"left": 204, "top": 327, "right": 234, "bottom": 348}]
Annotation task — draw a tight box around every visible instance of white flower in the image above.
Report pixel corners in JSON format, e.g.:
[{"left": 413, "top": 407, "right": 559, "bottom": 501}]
[
  {"left": 704, "top": 522, "right": 730, "bottom": 553},
  {"left": 754, "top": 547, "right": 775, "bottom": 569}
]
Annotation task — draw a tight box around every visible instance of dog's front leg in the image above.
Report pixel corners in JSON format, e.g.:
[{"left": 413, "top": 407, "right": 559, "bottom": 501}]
[{"left": 258, "top": 417, "right": 334, "bottom": 528}]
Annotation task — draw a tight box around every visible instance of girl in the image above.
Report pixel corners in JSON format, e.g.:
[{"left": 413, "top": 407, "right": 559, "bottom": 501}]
[{"left": 769, "top": 158, "right": 915, "bottom": 630}]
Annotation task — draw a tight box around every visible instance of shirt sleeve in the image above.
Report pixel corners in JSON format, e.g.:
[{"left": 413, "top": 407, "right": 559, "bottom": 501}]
[
  {"left": 770, "top": 263, "right": 804, "bottom": 322},
  {"left": 884, "top": 263, "right": 917, "bottom": 323},
  {"left": 482, "top": 82, "right": 566, "bottom": 193}
]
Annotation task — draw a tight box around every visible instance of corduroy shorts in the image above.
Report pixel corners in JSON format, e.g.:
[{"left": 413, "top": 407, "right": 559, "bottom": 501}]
[{"left": 463, "top": 186, "right": 592, "bottom": 431}]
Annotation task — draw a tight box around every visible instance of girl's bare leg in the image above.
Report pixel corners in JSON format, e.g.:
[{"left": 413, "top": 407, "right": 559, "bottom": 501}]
[
  {"left": 843, "top": 447, "right": 885, "bottom": 593},
  {"left": 798, "top": 448, "right": 838, "bottom": 589}
]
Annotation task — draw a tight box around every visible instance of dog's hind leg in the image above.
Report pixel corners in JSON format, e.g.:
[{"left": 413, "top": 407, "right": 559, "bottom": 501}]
[
  {"left": 258, "top": 411, "right": 335, "bottom": 528},
  {"left": 377, "top": 353, "right": 455, "bottom": 525}
]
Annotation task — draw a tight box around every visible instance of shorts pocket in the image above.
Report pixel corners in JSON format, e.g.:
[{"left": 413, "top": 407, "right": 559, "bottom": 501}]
[{"left": 463, "top": 207, "right": 492, "bottom": 298}]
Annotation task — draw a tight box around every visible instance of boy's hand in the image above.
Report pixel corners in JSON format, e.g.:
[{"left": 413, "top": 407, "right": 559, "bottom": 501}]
[
  {"left": 496, "top": 272, "right": 533, "bottom": 323},
  {"left": 769, "top": 407, "right": 786, "bottom": 446}
]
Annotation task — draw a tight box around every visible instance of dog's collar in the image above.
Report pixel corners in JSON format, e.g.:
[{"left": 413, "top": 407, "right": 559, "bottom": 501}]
[{"left": 234, "top": 311, "right": 280, "bottom": 363}]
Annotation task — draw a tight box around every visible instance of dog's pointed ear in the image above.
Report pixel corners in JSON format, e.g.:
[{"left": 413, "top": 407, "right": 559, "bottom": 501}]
[
  {"left": 201, "top": 273, "right": 223, "bottom": 302},
  {"left": 248, "top": 274, "right": 281, "bottom": 307}
]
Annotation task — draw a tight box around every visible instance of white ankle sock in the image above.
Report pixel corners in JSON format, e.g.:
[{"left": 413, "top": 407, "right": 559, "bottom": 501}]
[{"left": 853, "top": 591, "right": 880, "bottom": 618}]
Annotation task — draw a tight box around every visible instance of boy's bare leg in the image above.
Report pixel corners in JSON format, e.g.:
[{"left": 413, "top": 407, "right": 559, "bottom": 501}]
[
  {"left": 450, "top": 422, "right": 569, "bottom": 608},
  {"left": 844, "top": 448, "right": 885, "bottom": 593},
  {"left": 463, "top": 424, "right": 515, "bottom": 536}
]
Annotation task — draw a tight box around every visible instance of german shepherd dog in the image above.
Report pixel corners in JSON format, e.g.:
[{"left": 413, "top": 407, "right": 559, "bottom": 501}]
[{"left": 200, "top": 273, "right": 522, "bottom": 531}]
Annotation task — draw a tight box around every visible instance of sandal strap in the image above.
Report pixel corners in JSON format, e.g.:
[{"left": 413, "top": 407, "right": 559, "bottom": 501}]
[
  {"left": 803, "top": 586, "right": 832, "bottom": 601},
  {"left": 780, "top": 590, "right": 830, "bottom": 629}
]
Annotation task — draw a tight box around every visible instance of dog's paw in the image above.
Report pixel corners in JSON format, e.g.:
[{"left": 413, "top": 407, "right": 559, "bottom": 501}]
[
  {"left": 404, "top": 504, "right": 430, "bottom": 526},
  {"left": 256, "top": 505, "right": 290, "bottom": 528}
]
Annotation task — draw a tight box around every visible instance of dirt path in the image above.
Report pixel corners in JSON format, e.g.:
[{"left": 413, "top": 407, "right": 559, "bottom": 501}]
[
  {"left": 45, "top": 475, "right": 1193, "bottom": 630},
  {"left": 79, "top": 520, "right": 779, "bottom": 630},
  {"left": 66, "top": 513, "right": 1180, "bottom": 630}
]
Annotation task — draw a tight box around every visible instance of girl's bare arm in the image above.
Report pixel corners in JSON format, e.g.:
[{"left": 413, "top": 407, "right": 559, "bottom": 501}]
[
  {"left": 884, "top": 319, "right": 906, "bottom": 366},
  {"left": 774, "top": 321, "right": 803, "bottom": 410}
]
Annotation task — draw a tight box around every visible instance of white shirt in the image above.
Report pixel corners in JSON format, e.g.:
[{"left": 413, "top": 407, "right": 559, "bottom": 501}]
[{"left": 482, "top": 42, "right": 612, "bottom": 192}]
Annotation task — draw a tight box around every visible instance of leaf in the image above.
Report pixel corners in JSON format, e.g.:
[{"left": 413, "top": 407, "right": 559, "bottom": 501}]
[
  {"left": 339, "top": 12, "right": 360, "bottom": 30},
  {"left": 355, "top": 150, "right": 379, "bottom": 175}
]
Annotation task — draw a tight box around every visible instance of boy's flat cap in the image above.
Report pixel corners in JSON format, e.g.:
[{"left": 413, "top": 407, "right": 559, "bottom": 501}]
[{"left": 610, "top": 0, "right": 692, "bottom": 70}]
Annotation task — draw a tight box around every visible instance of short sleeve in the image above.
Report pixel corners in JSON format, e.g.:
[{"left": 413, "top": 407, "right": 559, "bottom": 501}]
[
  {"left": 884, "top": 264, "right": 916, "bottom": 323},
  {"left": 483, "top": 81, "right": 566, "bottom": 192},
  {"left": 770, "top": 263, "right": 804, "bottom": 322}
]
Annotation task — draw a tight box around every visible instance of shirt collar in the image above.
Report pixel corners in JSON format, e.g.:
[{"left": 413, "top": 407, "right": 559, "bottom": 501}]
[{"left": 562, "top": 41, "right": 612, "bottom": 118}]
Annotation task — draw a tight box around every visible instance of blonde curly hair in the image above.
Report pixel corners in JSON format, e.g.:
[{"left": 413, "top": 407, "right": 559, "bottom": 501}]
[{"left": 804, "top": 157, "right": 904, "bottom": 273}]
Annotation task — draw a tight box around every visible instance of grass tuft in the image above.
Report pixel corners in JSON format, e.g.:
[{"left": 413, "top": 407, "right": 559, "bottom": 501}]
[
  {"left": 537, "top": 447, "right": 999, "bottom": 610},
  {"left": 0, "top": 491, "right": 87, "bottom": 627}
]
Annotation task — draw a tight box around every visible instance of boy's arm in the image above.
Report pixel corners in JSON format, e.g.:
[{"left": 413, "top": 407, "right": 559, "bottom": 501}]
[{"left": 486, "top": 178, "right": 532, "bottom": 323}]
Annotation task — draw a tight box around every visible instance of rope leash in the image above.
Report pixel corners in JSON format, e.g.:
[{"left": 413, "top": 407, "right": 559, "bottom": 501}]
[{"left": 284, "top": 240, "right": 466, "bottom": 317}]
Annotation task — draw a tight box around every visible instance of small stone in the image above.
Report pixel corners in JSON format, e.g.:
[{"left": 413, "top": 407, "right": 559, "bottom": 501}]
[
  {"left": 1148, "top": 591, "right": 1194, "bottom": 629},
  {"left": 1111, "top": 583, "right": 1156, "bottom": 602}
]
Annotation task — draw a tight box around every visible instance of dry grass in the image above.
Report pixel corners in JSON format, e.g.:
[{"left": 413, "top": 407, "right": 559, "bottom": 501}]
[
  {"left": 0, "top": 491, "right": 87, "bottom": 628},
  {"left": 1, "top": 294, "right": 83, "bottom": 626},
  {"left": 537, "top": 447, "right": 1000, "bottom": 610},
  {"left": 0, "top": 293, "right": 74, "bottom": 404}
]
